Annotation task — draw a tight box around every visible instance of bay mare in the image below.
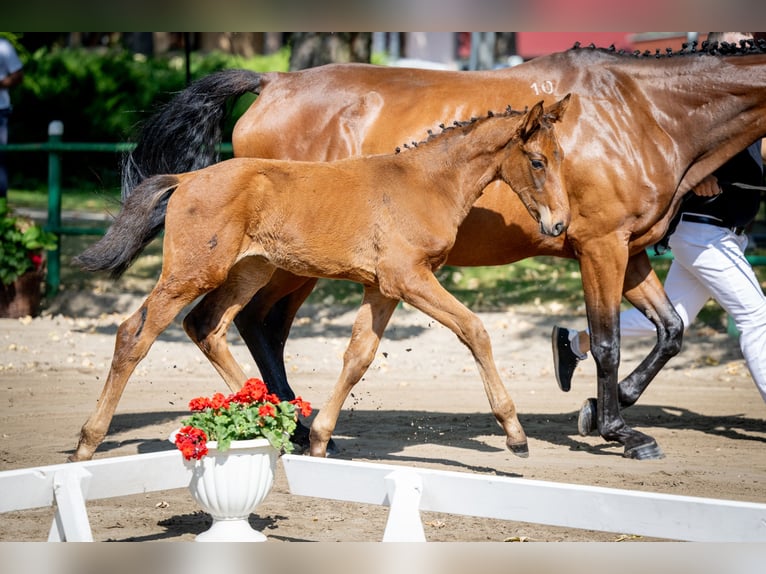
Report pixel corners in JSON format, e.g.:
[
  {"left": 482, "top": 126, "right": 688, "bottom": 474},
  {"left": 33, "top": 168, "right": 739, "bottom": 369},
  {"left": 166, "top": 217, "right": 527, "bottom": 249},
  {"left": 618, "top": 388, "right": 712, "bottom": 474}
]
[
  {"left": 70, "top": 98, "right": 571, "bottom": 462},
  {"left": 120, "top": 40, "right": 766, "bottom": 460}
]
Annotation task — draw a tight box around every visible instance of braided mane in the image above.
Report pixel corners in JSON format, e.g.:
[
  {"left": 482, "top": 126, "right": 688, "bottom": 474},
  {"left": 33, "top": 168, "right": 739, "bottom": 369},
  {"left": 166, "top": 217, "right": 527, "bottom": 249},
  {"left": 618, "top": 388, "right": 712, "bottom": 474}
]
[
  {"left": 395, "top": 106, "right": 525, "bottom": 154},
  {"left": 569, "top": 37, "right": 766, "bottom": 59}
]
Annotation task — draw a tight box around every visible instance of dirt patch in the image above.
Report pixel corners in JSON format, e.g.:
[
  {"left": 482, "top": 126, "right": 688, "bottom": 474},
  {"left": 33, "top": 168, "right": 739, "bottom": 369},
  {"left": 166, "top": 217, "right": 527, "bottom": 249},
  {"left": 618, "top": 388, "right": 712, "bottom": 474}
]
[{"left": 1, "top": 294, "right": 765, "bottom": 542}]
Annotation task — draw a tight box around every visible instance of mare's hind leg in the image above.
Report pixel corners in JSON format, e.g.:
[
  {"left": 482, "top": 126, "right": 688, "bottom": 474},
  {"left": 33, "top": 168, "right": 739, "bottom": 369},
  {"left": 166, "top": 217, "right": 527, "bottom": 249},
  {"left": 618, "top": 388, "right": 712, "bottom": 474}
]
[
  {"left": 184, "top": 257, "right": 277, "bottom": 392},
  {"left": 234, "top": 272, "right": 321, "bottom": 451},
  {"left": 389, "top": 266, "right": 528, "bottom": 457},
  {"left": 235, "top": 270, "right": 319, "bottom": 400},
  {"left": 70, "top": 282, "right": 204, "bottom": 461},
  {"left": 309, "top": 287, "right": 399, "bottom": 457}
]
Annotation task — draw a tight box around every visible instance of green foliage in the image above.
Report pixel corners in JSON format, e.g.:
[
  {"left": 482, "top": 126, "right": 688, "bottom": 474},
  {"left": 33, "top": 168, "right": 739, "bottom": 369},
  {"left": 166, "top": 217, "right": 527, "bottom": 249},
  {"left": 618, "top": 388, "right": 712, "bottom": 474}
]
[
  {"left": 8, "top": 45, "right": 290, "bottom": 190},
  {"left": 0, "top": 204, "right": 57, "bottom": 285},
  {"left": 174, "top": 378, "right": 312, "bottom": 458}
]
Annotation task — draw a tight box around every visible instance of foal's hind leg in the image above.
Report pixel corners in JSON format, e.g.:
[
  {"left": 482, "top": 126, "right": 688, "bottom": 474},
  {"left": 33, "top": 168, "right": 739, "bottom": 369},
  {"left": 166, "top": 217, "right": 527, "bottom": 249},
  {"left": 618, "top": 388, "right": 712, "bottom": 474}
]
[
  {"left": 309, "top": 287, "right": 399, "bottom": 457},
  {"left": 70, "top": 282, "right": 203, "bottom": 461},
  {"left": 388, "top": 266, "right": 528, "bottom": 457},
  {"left": 184, "top": 257, "right": 277, "bottom": 392}
]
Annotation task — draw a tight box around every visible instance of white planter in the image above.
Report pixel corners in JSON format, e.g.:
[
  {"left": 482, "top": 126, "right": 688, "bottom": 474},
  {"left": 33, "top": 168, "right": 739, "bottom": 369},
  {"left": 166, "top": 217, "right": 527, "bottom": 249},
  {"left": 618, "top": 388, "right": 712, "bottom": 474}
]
[{"left": 183, "top": 437, "right": 278, "bottom": 542}]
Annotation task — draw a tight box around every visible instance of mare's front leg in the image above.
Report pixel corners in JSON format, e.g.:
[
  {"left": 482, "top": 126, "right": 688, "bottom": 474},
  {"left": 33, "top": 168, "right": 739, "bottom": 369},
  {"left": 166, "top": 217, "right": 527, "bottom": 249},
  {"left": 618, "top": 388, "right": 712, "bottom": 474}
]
[
  {"left": 617, "top": 251, "right": 684, "bottom": 405},
  {"left": 184, "top": 258, "right": 278, "bottom": 391},
  {"left": 578, "top": 243, "right": 664, "bottom": 459},
  {"left": 392, "top": 266, "right": 528, "bottom": 457},
  {"left": 309, "top": 287, "right": 399, "bottom": 457},
  {"left": 70, "top": 282, "right": 202, "bottom": 461},
  {"left": 577, "top": 252, "right": 684, "bottom": 438}
]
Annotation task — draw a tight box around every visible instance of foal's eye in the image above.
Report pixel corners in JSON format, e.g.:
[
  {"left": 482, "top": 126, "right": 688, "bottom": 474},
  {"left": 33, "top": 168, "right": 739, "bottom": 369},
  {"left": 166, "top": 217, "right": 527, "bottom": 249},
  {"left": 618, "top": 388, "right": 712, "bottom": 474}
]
[{"left": 530, "top": 158, "right": 545, "bottom": 170}]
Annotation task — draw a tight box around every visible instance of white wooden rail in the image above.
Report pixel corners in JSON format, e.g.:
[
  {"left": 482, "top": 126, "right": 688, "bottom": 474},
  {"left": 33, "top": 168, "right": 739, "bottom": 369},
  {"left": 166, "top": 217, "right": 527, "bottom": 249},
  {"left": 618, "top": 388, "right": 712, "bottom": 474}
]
[
  {"left": 0, "top": 450, "right": 191, "bottom": 541},
  {"left": 3, "top": 450, "right": 766, "bottom": 542},
  {"left": 281, "top": 454, "right": 766, "bottom": 542}
]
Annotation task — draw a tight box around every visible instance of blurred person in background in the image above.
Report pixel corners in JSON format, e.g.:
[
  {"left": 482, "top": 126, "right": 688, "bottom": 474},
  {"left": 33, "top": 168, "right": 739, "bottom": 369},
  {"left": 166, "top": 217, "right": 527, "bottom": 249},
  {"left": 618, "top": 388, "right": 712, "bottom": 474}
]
[{"left": 0, "top": 36, "right": 23, "bottom": 211}]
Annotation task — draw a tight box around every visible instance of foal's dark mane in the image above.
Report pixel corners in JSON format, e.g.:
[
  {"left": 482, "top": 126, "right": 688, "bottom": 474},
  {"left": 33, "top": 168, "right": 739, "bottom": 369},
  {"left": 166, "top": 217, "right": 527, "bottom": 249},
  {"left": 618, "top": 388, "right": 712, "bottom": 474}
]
[
  {"left": 395, "top": 106, "right": 525, "bottom": 154},
  {"left": 572, "top": 37, "right": 766, "bottom": 59}
]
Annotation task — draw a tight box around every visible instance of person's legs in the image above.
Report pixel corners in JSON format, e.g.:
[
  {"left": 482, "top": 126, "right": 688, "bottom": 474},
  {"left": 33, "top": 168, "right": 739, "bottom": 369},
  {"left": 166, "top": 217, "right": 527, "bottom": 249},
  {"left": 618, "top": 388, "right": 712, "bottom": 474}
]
[
  {"left": 0, "top": 109, "right": 9, "bottom": 207},
  {"left": 671, "top": 222, "right": 766, "bottom": 402},
  {"left": 552, "top": 220, "right": 723, "bottom": 391}
]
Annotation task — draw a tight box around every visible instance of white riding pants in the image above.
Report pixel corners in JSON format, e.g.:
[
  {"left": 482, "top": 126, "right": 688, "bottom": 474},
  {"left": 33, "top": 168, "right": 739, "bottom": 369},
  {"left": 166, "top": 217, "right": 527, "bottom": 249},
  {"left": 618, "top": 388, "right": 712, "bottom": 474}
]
[{"left": 617, "top": 219, "right": 766, "bottom": 402}]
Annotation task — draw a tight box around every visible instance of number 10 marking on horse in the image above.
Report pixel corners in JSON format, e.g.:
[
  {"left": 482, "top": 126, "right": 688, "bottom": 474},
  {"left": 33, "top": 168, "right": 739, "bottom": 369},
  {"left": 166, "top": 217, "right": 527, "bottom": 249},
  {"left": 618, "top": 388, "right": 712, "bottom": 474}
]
[{"left": 530, "top": 80, "right": 555, "bottom": 95}]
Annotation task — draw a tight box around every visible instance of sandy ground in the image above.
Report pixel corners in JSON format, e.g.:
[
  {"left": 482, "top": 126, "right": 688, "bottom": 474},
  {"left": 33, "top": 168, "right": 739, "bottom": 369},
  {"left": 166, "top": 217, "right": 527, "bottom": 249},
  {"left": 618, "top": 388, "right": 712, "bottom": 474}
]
[{"left": 1, "top": 288, "right": 765, "bottom": 543}]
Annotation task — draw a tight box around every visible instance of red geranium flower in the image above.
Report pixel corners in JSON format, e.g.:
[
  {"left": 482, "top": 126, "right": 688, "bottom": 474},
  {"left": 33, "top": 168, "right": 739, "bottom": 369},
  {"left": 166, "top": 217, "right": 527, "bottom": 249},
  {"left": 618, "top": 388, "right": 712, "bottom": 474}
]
[
  {"left": 291, "top": 396, "right": 313, "bottom": 418},
  {"left": 174, "top": 378, "right": 312, "bottom": 457},
  {"left": 258, "top": 403, "right": 276, "bottom": 418},
  {"left": 174, "top": 425, "right": 208, "bottom": 460}
]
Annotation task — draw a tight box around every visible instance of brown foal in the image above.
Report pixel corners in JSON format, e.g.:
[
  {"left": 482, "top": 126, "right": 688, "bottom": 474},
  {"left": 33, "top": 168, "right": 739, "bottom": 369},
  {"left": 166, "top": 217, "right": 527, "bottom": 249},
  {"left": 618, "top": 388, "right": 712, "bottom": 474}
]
[{"left": 70, "top": 96, "right": 571, "bottom": 461}]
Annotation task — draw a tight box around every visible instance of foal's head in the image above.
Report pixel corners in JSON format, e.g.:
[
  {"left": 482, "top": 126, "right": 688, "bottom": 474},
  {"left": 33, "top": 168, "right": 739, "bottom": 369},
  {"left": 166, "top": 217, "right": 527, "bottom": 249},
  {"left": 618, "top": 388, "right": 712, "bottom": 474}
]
[{"left": 501, "top": 94, "right": 571, "bottom": 237}]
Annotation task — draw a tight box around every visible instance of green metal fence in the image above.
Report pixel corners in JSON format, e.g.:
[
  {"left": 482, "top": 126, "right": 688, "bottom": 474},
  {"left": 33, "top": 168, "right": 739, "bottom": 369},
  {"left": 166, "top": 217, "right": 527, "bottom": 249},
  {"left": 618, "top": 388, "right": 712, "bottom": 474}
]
[{"left": 2, "top": 121, "right": 231, "bottom": 295}]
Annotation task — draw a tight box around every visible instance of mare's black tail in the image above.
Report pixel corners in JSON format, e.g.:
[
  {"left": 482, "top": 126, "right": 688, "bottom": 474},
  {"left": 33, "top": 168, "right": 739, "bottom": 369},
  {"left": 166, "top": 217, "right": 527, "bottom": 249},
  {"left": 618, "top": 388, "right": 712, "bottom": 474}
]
[
  {"left": 74, "top": 175, "right": 181, "bottom": 278},
  {"left": 121, "top": 69, "right": 263, "bottom": 200}
]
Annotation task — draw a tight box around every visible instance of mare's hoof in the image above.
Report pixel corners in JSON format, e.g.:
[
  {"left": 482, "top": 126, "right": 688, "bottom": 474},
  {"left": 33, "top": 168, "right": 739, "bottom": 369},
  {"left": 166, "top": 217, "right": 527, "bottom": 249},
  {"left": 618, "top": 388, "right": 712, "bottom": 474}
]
[
  {"left": 623, "top": 439, "right": 664, "bottom": 460},
  {"left": 577, "top": 397, "right": 598, "bottom": 436},
  {"left": 508, "top": 441, "right": 529, "bottom": 458},
  {"left": 325, "top": 438, "right": 340, "bottom": 457},
  {"left": 291, "top": 436, "right": 339, "bottom": 456}
]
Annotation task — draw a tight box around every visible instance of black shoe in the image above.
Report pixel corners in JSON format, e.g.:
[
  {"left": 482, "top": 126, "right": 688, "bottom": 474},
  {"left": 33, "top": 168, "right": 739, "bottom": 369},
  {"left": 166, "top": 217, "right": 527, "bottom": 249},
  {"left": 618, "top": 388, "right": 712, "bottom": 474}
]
[
  {"left": 551, "top": 325, "right": 580, "bottom": 392},
  {"left": 577, "top": 397, "right": 598, "bottom": 436}
]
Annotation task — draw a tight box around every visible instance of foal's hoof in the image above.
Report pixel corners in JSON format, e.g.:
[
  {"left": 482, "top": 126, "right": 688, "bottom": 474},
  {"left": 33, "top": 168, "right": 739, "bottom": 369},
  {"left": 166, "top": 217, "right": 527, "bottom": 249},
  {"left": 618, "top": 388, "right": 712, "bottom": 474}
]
[
  {"left": 623, "top": 439, "right": 664, "bottom": 460},
  {"left": 507, "top": 441, "right": 529, "bottom": 458},
  {"left": 577, "top": 398, "right": 598, "bottom": 436}
]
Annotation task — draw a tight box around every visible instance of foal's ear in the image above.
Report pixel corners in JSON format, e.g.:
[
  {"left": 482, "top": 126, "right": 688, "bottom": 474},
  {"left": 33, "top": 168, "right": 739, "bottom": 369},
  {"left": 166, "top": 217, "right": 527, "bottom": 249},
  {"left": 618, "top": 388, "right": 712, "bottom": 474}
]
[
  {"left": 543, "top": 93, "right": 572, "bottom": 123},
  {"left": 520, "top": 100, "right": 545, "bottom": 143}
]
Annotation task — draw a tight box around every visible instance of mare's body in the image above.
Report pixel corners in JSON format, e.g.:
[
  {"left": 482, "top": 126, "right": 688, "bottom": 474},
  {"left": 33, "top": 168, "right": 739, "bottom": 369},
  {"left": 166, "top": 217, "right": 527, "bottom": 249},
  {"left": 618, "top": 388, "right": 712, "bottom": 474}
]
[
  {"left": 122, "top": 41, "right": 766, "bottom": 459},
  {"left": 70, "top": 100, "right": 570, "bottom": 461}
]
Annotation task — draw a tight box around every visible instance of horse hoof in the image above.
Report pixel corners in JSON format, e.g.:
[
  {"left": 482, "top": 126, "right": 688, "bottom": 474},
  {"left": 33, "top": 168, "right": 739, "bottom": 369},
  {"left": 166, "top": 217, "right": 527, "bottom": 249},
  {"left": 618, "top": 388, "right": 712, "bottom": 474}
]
[
  {"left": 325, "top": 438, "right": 340, "bottom": 457},
  {"left": 508, "top": 441, "right": 529, "bottom": 458},
  {"left": 577, "top": 397, "right": 597, "bottom": 436},
  {"left": 623, "top": 440, "right": 664, "bottom": 460}
]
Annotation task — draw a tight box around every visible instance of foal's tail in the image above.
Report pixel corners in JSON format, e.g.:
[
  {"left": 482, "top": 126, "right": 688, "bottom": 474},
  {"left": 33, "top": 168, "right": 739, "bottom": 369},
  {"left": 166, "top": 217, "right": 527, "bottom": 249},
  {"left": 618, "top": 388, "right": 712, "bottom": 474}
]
[
  {"left": 74, "top": 175, "right": 181, "bottom": 278},
  {"left": 121, "top": 69, "right": 263, "bottom": 200}
]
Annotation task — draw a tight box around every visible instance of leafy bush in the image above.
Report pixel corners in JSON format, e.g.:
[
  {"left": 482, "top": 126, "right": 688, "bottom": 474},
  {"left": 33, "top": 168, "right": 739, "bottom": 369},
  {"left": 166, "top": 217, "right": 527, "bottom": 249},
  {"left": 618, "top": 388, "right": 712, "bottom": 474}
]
[{"left": 7, "top": 46, "right": 290, "bottom": 190}]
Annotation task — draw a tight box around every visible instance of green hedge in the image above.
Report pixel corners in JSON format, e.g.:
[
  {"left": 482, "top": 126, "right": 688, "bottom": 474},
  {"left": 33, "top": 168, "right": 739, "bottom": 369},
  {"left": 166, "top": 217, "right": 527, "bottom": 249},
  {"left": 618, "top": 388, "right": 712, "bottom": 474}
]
[{"left": 7, "top": 45, "right": 290, "bottom": 190}]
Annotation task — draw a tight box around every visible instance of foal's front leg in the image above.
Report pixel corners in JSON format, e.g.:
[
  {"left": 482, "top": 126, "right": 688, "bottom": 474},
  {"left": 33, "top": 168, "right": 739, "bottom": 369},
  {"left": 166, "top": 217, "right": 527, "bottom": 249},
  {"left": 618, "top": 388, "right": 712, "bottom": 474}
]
[
  {"left": 391, "top": 266, "right": 528, "bottom": 457},
  {"left": 309, "top": 287, "right": 399, "bottom": 457}
]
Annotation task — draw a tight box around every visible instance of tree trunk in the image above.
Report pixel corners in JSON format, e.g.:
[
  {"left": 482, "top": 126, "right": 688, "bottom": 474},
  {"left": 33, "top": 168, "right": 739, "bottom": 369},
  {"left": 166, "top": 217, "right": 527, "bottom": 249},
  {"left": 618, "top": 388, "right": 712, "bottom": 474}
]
[{"left": 288, "top": 33, "right": 371, "bottom": 71}]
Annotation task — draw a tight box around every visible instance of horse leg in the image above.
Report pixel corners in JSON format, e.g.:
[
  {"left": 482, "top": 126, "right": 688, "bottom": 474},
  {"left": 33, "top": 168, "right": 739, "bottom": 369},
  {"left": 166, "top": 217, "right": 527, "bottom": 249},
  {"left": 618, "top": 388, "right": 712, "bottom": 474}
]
[
  {"left": 184, "top": 258, "right": 278, "bottom": 391},
  {"left": 618, "top": 251, "right": 685, "bottom": 405},
  {"left": 390, "top": 266, "right": 528, "bottom": 457},
  {"left": 234, "top": 272, "right": 319, "bottom": 450},
  {"left": 235, "top": 271, "right": 318, "bottom": 399},
  {"left": 309, "top": 287, "right": 399, "bottom": 457},
  {"left": 70, "top": 282, "right": 202, "bottom": 461},
  {"left": 578, "top": 253, "right": 685, "bottom": 436},
  {"left": 578, "top": 243, "right": 664, "bottom": 459}
]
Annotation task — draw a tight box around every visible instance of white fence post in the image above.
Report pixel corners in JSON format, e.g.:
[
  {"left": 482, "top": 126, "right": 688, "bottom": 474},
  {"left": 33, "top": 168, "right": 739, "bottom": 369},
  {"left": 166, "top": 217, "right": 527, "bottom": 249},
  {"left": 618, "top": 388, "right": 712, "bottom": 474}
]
[
  {"left": 382, "top": 469, "right": 425, "bottom": 542},
  {"left": 48, "top": 466, "right": 94, "bottom": 542}
]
